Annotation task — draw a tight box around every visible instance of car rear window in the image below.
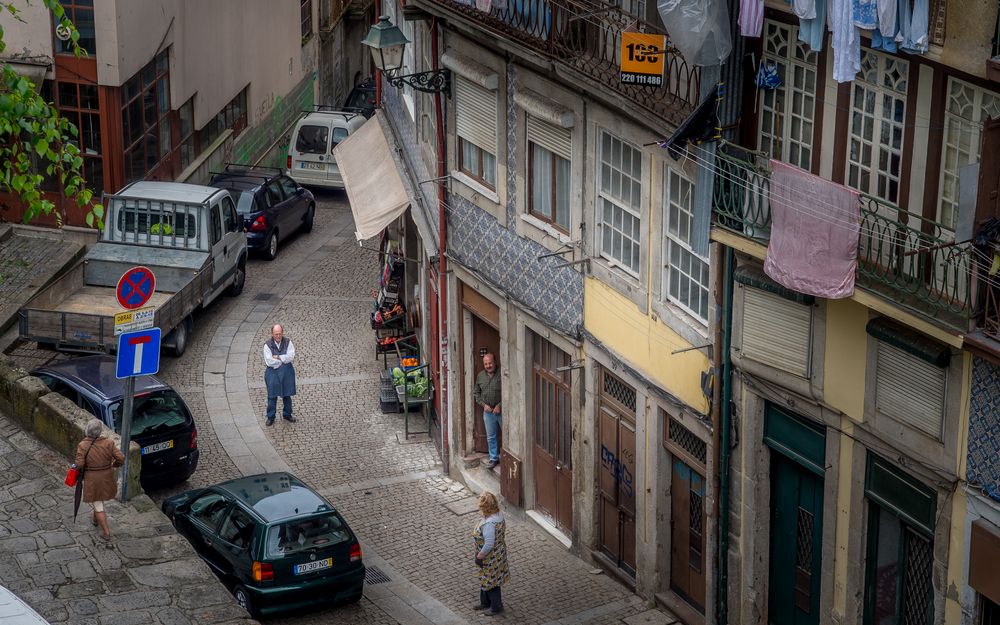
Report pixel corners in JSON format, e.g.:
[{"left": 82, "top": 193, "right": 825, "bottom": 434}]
[
  {"left": 264, "top": 513, "right": 351, "bottom": 558},
  {"left": 234, "top": 190, "right": 258, "bottom": 215},
  {"left": 110, "top": 390, "right": 191, "bottom": 437},
  {"left": 295, "top": 125, "right": 329, "bottom": 155}
]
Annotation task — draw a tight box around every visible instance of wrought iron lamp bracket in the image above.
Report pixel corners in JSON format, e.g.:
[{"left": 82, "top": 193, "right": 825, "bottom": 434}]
[{"left": 384, "top": 68, "right": 451, "bottom": 95}]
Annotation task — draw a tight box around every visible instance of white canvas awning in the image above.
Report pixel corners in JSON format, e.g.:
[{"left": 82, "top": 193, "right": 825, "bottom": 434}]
[{"left": 334, "top": 111, "right": 411, "bottom": 241}]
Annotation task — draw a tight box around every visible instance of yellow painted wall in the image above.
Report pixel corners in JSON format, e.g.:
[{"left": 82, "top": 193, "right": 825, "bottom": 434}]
[
  {"left": 584, "top": 277, "right": 710, "bottom": 413},
  {"left": 823, "top": 298, "right": 869, "bottom": 421}
]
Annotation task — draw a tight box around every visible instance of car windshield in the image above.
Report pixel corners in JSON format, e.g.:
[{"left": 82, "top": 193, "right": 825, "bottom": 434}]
[
  {"left": 295, "top": 125, "right": 329, "bottom": 155},
  {"left": 265, "top": 512, "right": 350, "bottom": 558},
  {"left": 234, "top": 190, "right": 257, "bottom": 215},
  {"left": 110, "top": 390, "right": 189, "bottom": 437},
  {"left": 331, "top": 127, "right": 349, "bottom": 148},
  {"left": 345, "top": 88, "right": 373, "bottom": 110}
]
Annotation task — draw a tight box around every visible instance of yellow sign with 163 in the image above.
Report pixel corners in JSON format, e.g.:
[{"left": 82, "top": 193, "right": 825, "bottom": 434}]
[{"left": 620, "top": 32, "right": 667, "bottom": 87}]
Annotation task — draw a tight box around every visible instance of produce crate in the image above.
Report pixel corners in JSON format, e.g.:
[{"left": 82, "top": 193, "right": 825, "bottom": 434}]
[{"left": 379, "top": 387, "right": 399, "bottom": 413}]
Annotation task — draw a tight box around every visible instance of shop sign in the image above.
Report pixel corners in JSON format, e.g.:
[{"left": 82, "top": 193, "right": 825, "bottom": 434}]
[{"left": 620, "top": 32, "right": 667, "bottom": 86}]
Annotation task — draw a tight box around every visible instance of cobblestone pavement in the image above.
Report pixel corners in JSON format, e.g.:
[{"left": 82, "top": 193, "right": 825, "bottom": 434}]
[
  {"left": 6, "top": 192, "right": 677, "bottom": 625},
  {"left": 0, "top": 413, "right": 256, "bottom": 625}
]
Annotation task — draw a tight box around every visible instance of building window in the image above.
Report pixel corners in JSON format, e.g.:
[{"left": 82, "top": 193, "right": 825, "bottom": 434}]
[
  {"left": 198, "top": 86, "right": 249, "bottom": 150},
  {"left": 758, "top": 20, "right": 818, "bottom": 170},
  {"left": 847, "top": 49, "right": 908, "bottom": 204},
  {"left": 663, "top": 168, "right": 708, "bottom": 322},
  {"left": 455, "top": 77, "right": 498, "bottom": 190},
  {"left": 122, "top": 50, "right": 171, "bottom": 183},
  {"left": 177, "top": 98, "right": 195, "bottom": 171},
  {"left": 863, "top": 455, "right": 936, "bottom": 625},
  {"left": 597, "top": 129, "right": 643, "bottom": 276},
  {"left": 527, "top": 116, "right": 571, "bottom": 232},
  {"left": 54, "top": 0, "right": 96, "bottom": 55},
  {"left": 937, "top": 78, "right": 1000, "bottom": 231},
  {"left": 983, "top": 597, "right": 1000, "bottom": 625},
  {"left": 301, "top": 0, "right": 313, "bottom": 41},
  {"left": 55, "top": 80, "right": 103, "bottom": 196}
]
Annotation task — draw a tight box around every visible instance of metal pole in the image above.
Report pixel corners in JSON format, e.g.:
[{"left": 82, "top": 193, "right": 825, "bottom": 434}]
[{"left": 119, "top": 375, "right": 136, "bottom": 503}]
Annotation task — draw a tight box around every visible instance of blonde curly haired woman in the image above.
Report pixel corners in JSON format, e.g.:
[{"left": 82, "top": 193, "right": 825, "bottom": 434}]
[{"left": 472, "top": 491, "right": 509, "bottom": 616}]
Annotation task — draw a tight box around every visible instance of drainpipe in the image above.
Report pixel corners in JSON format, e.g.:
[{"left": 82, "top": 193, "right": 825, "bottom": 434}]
[
  {"left": 432, "top": 16, "right": 450, "bottom": 475},
  {"left": 717, "top": 246, "right": 735, "bottom": 625}
]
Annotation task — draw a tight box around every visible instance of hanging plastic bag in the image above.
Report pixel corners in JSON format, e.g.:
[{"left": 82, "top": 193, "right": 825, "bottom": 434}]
[{"left": 656, "top": 0, "right": 733, "bottom": 67}]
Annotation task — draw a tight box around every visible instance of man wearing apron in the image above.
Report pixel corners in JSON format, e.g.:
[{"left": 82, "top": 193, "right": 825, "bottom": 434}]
[{"left": 262, "top": 324, "right": 297, "bottom": 426}]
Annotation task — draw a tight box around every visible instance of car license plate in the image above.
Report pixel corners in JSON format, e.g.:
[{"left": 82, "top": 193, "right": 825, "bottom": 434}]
[
  {"left": 141, "top": 440, "right": 174, "bottom": 455},
  {"left": 300, "top": 162, "right": 324, "bottom": 171},
  {"left": 294, "top": 558, "right": 332, "bottom": 574}
]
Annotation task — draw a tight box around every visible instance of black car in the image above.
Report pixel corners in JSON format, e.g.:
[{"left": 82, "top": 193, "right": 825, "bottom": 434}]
[
  {"left": 33, "top": 355, "right": 199, "bottom": 488},
  {"left": 209, "top": 165, "right": 315, "bottom": 261},
  {"left": 342, "top": 78, "right": 375, "bottom": 119},
  {"left": 162, "top": 472, "right": 365, "bottom": 618}
]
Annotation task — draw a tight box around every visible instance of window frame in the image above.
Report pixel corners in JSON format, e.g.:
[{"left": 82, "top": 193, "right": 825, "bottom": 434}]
[
  {"left": 847, "top": 49, "right": 909, "bottom": 204},
  {"left": 454, "top": 77, "right": 498, "bottom": 191},
  {"left": 662, "top": 167, "right": 709, "bottom": 323},
  {"left": 301, "top": 0, "right": 313, "bottom": 42},
  {"left": 53, "top": 0, "right": 96, "bottom": 55},
  {"left": 55, "top": 80, "right": 103, "bottom": 196},
  {"left": 527, "top": 140, "right": 571, "bottom": 233},
  {"left": 458, "top": 137, "right": 497, "bottom": 190},
  {"left": 595, "top": 128, "right": 644, "bottom": 277},
  {"left": 121, "top": 49, "right": 172, "bottom": 184},
  {"left": 757, "top": 19, "right": 819, "bottom": 170}
]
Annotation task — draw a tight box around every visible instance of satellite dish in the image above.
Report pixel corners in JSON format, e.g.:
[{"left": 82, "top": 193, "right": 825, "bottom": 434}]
[{"left": 55, "top": 24, "right": 72, "bottom": 41}]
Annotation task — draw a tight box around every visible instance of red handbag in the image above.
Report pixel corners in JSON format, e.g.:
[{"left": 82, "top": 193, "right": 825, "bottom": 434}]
[{"left": 64, "top": 466, "right": 79, "bottom": 487}]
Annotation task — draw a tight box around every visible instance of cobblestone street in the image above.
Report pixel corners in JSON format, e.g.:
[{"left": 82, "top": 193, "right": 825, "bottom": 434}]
[{"left": 5, "top": 192, "right": 675, "bottom": 625}]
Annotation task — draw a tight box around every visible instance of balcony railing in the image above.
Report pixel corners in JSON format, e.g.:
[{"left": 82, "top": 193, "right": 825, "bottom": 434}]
[
  {"left": 712, "top": 150, "right": 975, "bottom": 326},
  {"left": 422, "top": 0, "right": 700, "bottom": 126}
]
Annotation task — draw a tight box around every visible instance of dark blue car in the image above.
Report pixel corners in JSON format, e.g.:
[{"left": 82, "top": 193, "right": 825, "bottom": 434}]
[{"left": 210, "top": 165, "right": 315, "bottom": 261}]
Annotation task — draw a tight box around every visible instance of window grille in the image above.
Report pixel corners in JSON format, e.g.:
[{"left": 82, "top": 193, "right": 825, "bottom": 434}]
[
  {"left": 602, "top": 369, "right": 636, "bottom": 413},
  {"left": 668, "top": 418, "right": 706, "bottom": 465}
]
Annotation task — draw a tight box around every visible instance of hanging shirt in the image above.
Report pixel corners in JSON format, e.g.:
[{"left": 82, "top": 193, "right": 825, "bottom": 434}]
[
  {"left": 797, "top": 0, "right": 828, "bottom": 51},
  {"left": 740, "top": 0, "right": 764, "bottom": 37},
  {"left": 763, "top": 160, "right": 861, "bottom": 299},
  {"left": 852, "top": 0, "right": 878, "bottom": 29},
  {"left": 831, "top": 0, "right": 861, "bottom": 83},
  {"left": 793, "top": 0, "right": 816, "bottom": 19},
  {"left": 876, "top": 0, "right": 897, "bottom": 34}
]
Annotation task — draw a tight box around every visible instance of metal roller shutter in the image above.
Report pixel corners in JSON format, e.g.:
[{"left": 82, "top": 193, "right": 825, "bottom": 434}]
[
  {"left": 740, "top": 286, "right": 812, "bottom": 377},
  {"left": 527, "top": 115, "right": 571, "bottom": 161},
  {"left": 455, "top": 77, "right": 497, "bottom": 153},
  {"left": 875, "top": 342, "right": 946, "bottom": 439}
]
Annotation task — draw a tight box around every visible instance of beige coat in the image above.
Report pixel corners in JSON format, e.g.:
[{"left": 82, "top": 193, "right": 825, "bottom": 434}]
[{"left": 75, "top": 437, "right": 124, "bottom": 503}]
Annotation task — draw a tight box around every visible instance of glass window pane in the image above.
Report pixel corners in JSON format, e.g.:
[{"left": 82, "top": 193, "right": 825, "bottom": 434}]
[
  {"left": 871, "top": 507, "right": 901, "bottom": 625},
  {"left": 555, "top": 154, "right": 570, "bottom": 230}
]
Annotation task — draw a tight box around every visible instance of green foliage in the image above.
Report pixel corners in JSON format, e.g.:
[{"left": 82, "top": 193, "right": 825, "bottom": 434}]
[{"left": 0, "top": 0, "right": 103, "bottom": 228}]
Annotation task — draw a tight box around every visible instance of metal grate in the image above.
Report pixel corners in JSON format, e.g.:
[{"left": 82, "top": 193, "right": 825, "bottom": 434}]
[
  {"left": 602, "top": 370, "right": 636, "bottom": 412},
  {"left": 254, "top": 292, "right": 275, "bottom": 301},
  {"left": 796, "top": 508, "right": 814, "bottom": 571},
  {"left": 689, "top": 490, "right": 703, "bottom": 573},
  {"left": 365, "top": 565, "right": 392, "bottom": 585},
  {"left": 901, "top": 530, "right": 933, "bottom": 625},
  {"left": 669, "top": 418, "right": 707, "bottom": 465}
]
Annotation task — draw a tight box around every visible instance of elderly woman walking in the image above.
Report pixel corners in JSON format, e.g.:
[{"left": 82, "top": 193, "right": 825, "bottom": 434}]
[
  {"left": 473, "top": 491, "right": 509, "bottom": 616},
  {"left": 76, "top": 419, "right": 125, "bottom": 542}
]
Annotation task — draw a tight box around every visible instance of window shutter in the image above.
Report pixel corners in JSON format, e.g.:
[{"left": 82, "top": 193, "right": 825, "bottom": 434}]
[
  {"left": 875, "top": 342, "right": 946, "bottom": 439},
  {"left": 740, "top": 287, "right": 812, "bottom": 377},
  {"left": 527, "top": 115, "right": 571, "bottom": 161},
  {"left": 455, "top": 77, "right": 497, "bottom": 154}
]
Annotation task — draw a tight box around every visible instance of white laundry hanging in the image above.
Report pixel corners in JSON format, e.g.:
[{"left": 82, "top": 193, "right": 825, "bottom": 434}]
[{"left": 831, "top": 0, "right": 861, "bottom": 82}]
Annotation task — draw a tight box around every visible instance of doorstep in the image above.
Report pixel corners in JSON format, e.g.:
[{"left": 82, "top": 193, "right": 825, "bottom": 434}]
[{"left": 525, "top": 509, "right": 572, "bottom": 549}]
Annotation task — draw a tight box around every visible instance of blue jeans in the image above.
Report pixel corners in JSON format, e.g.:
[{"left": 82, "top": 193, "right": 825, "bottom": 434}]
[
  {"left": 266, "top": 396, "right": 292, "bottom": 420},
  {"left": 484, "top": 409, "right": 501, "bottom": 462}
]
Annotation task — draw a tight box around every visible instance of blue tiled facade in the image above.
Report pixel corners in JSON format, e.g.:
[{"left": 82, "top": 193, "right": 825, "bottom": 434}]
[
  {"left": 385, "top": 63, "right": 584, "bottom": 339},
  {"left": 967, "top": 356, "right": 1000, "bottom": 502}
]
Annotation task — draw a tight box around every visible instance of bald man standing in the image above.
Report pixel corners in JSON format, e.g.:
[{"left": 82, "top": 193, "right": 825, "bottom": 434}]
[{"left": 262, "top": 324, "right": 297, "bottom": 426}]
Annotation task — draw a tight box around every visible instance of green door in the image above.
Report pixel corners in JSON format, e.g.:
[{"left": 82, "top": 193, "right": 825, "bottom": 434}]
[{"left": 769, "top": 452, "right": 824, "bottom": 625}]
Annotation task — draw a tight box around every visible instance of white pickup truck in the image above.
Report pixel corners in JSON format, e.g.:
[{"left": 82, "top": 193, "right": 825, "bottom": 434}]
[{"left": 18, "top": 181, "right": 248, "bottom": 356}]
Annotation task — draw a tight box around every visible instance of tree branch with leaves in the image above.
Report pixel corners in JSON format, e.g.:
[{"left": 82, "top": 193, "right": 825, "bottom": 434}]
[{"left": 0, "top": 0, "right": 103, "bottom": 227}]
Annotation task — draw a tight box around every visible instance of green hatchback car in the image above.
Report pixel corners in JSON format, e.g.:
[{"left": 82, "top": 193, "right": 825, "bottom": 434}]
[{"left": 162, "top": 472, "right": 364, "bottom": 617}]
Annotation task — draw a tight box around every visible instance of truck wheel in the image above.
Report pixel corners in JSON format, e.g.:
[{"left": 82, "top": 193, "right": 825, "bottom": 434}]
[
  {"left": 265, "top": 231, "right": 279, "bottom": 261},
  {"left": 302, "top": 204, "right": 315, "bottom": 233},
  {"left": 170, "top": 318, "right": 190, "bottom": 357},
  {"left": 227, "top": 258, "right": 246, "bottom": 296}
]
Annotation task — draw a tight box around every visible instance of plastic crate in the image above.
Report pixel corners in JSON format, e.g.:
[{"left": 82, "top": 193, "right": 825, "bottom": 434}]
[{"left": 379, "top": 387, "right": 399, "bottom": 413}]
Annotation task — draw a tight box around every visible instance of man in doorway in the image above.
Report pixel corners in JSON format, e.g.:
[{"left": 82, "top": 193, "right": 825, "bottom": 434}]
[
  {"left": 262, "top": 324, "right": 297, "bottom": 426},
  {"left": 473, "top": 352, "right": 502, "bottom": 469}
]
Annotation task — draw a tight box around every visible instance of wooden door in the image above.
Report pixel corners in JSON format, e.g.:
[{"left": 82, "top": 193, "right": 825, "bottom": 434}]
[
  {"left": 598, "top": 368, "right": 637, "bottom": 575},
  {"left": 471, "top": 315, "right": 500, "bottom": 454},
  {"left": 769, "top": 452, "right": 824, "bottom": 625},
  {"left": 531, "top": 333, "right": 573, "bottom": 532},
  {"left": 670, "top": 459, "right": 706, "bottom": 612}
]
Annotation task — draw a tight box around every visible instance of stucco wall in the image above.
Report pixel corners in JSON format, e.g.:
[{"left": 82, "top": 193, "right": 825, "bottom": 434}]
[{"left": 0, "top": 0, "right": 53, "bottom": 67}]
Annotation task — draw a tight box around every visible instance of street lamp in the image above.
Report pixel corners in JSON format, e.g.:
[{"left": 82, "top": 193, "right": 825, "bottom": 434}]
[{"left": 362, "top": 16, "right": 451, "bottom": 95}]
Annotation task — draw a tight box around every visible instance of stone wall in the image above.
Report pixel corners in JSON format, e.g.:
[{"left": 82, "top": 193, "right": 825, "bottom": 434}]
[{"left": 0, "top": 353, "right": 142, "bottom": 500}]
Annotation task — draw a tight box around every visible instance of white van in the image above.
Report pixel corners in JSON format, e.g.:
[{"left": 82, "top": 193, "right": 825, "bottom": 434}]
[
  {"left": 286, "top": 110, "right": 366, "bottom": 190},
  {"left": 0, "top": 586, "right": 53, "bottom": 624}
]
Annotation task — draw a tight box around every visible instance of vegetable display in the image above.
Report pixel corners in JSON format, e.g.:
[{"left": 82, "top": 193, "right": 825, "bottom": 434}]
[{"left": 392, "top": 366, "right": 429, "bottom": 398}]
